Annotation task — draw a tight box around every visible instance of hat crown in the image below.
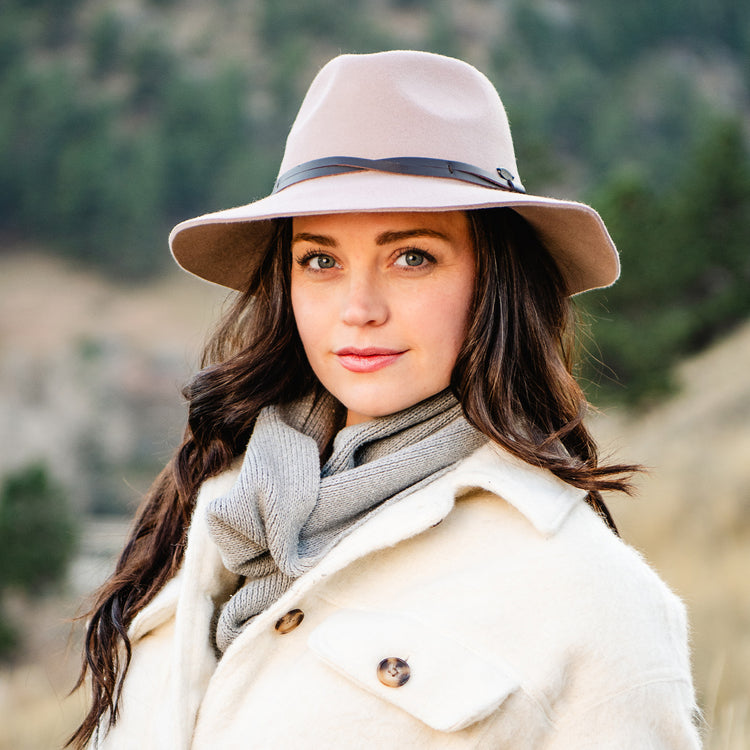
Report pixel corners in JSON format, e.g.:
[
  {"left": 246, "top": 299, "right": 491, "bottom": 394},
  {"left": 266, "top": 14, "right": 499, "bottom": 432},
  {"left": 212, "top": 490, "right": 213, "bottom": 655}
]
[
  {"left": 279, "top": 51, "right": 519, "bottom": 180},
  {"left": 170, "top": 50, "right": 619, "bottom": 296}
]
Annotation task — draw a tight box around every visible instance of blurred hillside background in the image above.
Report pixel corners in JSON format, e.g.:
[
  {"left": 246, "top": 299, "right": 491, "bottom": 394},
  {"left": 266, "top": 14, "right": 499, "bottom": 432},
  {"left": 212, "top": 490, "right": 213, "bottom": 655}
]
[{"left": 0, "top": 0, "right": 748, "bottom": 746}]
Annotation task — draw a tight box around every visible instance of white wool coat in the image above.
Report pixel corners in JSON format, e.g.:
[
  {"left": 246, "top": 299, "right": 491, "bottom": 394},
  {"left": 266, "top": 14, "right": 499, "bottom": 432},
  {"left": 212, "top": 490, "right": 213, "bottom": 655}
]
[{"left": 96, "top": 444, "right": 701, "bottom": 749}]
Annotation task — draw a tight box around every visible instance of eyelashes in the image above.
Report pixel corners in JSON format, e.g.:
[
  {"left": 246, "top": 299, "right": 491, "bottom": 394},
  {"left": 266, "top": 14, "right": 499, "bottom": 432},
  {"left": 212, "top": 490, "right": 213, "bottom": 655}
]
[
  {"left": 295, "top": 249, "right": 337, "bottom": 270},
  {"left": 393, "top": 249, "right": 436, "bottom": 268},
  {"left": 294, "top": 247, "right": 437, "bottom": 271},
  {"left": 295, "top": 248, "right": 327, "bottom": 265}
]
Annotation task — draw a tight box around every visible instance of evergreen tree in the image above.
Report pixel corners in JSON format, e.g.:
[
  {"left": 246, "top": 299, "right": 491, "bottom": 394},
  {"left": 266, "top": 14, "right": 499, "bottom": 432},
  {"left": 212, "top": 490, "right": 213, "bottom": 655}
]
[{"left": 0, "top": 463, "right": 77, "bottom": 659}]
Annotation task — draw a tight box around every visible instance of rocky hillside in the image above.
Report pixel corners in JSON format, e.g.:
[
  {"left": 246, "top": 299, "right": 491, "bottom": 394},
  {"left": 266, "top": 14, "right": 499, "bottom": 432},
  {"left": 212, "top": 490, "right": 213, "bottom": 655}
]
[{"left": 0, "top": 250, "right": 226, "bottom": 514}]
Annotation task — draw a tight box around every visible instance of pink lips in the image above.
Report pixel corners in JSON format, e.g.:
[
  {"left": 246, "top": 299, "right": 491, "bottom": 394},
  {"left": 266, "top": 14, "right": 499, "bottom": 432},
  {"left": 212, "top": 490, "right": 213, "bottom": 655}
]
[{"left": 334, "top": 347, "right": 406, "bottom": 373}]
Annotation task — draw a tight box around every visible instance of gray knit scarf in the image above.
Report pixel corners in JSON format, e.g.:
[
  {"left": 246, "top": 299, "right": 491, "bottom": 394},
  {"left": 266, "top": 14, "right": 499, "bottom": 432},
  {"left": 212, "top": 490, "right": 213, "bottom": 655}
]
[{"left": 206, "top": 389, "right": 485, "bottom": 652}]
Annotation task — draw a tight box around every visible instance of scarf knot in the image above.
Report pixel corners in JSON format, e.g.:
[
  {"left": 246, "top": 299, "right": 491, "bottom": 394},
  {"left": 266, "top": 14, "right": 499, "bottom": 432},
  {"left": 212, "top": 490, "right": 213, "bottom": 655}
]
[{"left": 206, "top": 389, "right": 485, "bottom": 652}]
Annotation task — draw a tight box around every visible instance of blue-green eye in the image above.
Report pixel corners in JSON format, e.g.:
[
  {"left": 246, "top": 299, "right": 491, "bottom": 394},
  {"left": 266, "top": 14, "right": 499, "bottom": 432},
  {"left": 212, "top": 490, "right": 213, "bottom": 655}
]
[
  {"left": 309, "top": 254, "right": 336, "bottom": 269},
  {"left": 396, "top": 251, "right": 427, "bottom": 267}
]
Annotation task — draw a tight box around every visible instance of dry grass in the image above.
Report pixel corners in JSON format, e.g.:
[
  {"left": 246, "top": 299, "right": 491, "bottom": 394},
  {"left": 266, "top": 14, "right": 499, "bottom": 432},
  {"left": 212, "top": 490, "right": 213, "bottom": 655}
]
[
  {"left": 594, "top": 320, "right": 750, "bottom": 749},
  {"left": 0, "top": 664, "right": 86, "bottom": 750},
  {"left": 0, "top": 593, "right": 87, "bottom": 750}
]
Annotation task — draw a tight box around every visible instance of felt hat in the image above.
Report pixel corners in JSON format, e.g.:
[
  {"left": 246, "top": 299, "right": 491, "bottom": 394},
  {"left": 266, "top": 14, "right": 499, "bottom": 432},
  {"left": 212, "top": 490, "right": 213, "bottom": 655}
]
[{"left": 169, "top": 50, "right": 619, "bottom": 295}]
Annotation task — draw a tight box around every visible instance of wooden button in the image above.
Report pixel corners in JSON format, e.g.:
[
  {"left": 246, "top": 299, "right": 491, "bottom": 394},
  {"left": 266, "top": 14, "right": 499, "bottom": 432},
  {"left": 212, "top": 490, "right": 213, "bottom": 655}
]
[
  {"left": 377, "top": 657, "right": 411, "bottom": 687},
  {"left": 274, "top": 609, "right": 304, "bottom": 634}
]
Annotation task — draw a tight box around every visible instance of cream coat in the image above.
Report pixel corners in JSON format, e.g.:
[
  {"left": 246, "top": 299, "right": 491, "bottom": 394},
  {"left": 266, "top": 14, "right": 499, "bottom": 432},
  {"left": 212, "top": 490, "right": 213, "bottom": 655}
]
[{"left": 96, "top": 444, "right": 701, "bottom": 749}]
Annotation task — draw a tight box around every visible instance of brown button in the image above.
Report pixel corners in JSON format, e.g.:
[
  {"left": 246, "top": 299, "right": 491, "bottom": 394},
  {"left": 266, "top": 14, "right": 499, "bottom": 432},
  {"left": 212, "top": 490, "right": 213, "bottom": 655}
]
[
  {"left": 377, "top": 657, "right": 411, "bottom": 688},
  {"left": 274, "top": 608, "right": 304, "bottom": 634}
]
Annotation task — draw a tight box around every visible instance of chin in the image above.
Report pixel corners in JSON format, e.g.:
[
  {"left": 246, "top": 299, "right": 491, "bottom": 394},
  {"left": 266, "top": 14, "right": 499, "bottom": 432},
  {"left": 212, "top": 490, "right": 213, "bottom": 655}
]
[
  {"left": 341, "top": 390, "right": 444, "bottom": 426},
  {"left": 344, "top": 404, "right": 398, "bottom": 426}
]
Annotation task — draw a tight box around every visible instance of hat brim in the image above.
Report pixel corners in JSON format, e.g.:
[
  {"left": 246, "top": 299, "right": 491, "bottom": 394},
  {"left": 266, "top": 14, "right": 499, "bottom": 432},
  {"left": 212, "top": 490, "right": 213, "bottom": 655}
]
[{"left": 169, "top": 171, "right": 619, "bottom": 296}]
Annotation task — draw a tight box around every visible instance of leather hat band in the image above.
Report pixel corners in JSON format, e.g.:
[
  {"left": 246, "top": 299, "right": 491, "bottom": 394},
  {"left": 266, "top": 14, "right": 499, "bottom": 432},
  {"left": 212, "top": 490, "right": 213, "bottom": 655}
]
[{"left": 273, "top": 156, "right": 526, "bottom": 194}]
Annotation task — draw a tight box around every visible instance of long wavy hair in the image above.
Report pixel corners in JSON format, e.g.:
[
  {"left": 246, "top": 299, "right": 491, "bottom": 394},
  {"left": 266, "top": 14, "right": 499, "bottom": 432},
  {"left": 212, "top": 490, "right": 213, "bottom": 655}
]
[{"left": 69, "top": 206, "right": 636, "bottom": 748}]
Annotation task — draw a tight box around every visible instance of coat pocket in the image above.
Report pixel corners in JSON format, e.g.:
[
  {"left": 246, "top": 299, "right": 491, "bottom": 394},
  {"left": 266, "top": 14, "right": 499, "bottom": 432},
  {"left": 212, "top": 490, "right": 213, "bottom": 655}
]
[{"left": 308, "top": 609, "right": 519, "bottom": 733}]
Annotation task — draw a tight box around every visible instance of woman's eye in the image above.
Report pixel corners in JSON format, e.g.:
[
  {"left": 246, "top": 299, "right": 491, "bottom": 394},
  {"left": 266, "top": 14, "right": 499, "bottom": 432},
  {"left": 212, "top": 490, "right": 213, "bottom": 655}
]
[
  {"left": 307, "top": 254, "right": 336, "bottom": 270},
  {"left": 395, "top": 250, "right": 429, "bottom": 268}
]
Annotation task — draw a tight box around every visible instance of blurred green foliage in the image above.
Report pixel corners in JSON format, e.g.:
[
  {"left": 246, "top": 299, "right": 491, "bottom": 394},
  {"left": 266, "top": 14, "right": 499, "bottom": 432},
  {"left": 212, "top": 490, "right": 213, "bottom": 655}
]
[
  {"left": 0, "top": 0, "right": 748, "bottom": 403},
  {"left": 580, "top": 117, "right": 750, "bottom": 402},
  {"left": 0, "top": 463, "right": 77, "bottom": 659}
]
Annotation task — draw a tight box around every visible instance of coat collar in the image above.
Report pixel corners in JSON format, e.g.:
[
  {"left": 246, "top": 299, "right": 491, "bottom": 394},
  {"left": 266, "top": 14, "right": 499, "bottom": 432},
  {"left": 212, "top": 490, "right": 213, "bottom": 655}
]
[
  {"left": 293, "top": 442, "right": 586, "bottom": 582},
  {"left": 451, "top": 442, "right": 587, "bottom": 535},
  {"left": 129, "top": 441, "right": 585, "bottom": 642},
  {"left": 217, "top": 442, "right": 586, "bottom": 649}
]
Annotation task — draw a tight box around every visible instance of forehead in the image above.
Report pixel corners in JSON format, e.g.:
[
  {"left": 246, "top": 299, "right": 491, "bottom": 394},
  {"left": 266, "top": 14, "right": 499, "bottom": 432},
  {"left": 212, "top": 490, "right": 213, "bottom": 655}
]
[{"left": 291, "top": 210, "right": 471, "bottom": 240}]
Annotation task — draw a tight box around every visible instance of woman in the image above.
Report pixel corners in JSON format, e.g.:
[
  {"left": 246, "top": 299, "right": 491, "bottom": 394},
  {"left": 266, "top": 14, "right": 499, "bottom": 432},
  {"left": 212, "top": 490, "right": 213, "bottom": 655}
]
[{"left": 71, "top": 51, "right": 701, "bottom": 748}]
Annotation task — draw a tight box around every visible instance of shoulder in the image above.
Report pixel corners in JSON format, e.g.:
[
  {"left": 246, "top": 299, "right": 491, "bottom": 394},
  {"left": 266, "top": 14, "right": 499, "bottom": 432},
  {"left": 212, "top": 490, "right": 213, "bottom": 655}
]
[
  {"left": 304, "top": 446, "right": 698, "bottom": 744},
  {"left": 97, "top": 463, "right": 245, "bottom": 747},
  {"left": 127, "top": 462, "right": 243, "bottom": 642},
  {"left": 443, "top": 447, "right": 692, "bottom": 676},
  {"left": 328, "top": 443, "right": 686, "bottom": 632},
  {"left": 324, "top": 443, "right": 693, "bottom": 699},
  {"left": 445, "top": 443, "right": 686, "bottom": 617}
]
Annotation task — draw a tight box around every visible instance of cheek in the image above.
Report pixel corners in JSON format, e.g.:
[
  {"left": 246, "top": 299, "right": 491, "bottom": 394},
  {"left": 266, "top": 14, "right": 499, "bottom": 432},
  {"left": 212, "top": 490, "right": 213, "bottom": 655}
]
[
  {"left": 411, "top": 278, "right": 474, "bottom": 366},
  {"left": 437, "top": 297, "right": 471, "bottom": 359},
  {"left": 290, "top": 284, "right": 319, "bottom": 354}
]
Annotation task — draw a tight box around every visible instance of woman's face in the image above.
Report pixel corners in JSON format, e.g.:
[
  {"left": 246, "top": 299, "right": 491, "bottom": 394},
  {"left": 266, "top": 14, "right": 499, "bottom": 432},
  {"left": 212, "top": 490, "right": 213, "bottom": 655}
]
[{"left": 290, "top": 211, "right": 476, "bottom": 426}]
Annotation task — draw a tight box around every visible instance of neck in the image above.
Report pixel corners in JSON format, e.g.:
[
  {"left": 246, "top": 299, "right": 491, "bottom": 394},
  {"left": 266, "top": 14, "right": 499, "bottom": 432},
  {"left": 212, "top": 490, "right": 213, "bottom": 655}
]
[{"left": 345, "top": 409, "right": 371, "bottom": 427}]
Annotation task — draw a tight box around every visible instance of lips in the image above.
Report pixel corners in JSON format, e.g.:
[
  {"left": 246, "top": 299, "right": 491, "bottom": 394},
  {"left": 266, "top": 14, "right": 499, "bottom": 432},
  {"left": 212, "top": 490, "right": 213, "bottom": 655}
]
[{"left": 334, "top": 347, "right": 406, "bottom": 373}]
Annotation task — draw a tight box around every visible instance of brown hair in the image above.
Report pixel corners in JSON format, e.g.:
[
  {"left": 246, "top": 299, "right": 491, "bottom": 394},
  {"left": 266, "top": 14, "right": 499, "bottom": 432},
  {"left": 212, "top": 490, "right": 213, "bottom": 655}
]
[{"left": 69, "top": 207, "right": 635, "bottom": 747}]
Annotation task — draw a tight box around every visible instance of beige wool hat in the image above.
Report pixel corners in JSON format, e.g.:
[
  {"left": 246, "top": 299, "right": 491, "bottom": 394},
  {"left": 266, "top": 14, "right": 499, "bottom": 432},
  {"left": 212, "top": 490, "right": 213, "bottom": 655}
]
[{"left": 169, "top": 50, "right": 619, "bottom": 296}]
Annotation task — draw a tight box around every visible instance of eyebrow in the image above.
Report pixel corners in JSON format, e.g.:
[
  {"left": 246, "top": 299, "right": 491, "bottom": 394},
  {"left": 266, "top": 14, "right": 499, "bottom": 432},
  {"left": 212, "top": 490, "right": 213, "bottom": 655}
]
[
  {"left": 375, "top": 228, "right": 451, "bottom": 245},
  {"left": 291, "top": 232, "right": 338, "bottom": 247},
  {"left": 291, "top": 228, "right": 451, "bottom": 247}
]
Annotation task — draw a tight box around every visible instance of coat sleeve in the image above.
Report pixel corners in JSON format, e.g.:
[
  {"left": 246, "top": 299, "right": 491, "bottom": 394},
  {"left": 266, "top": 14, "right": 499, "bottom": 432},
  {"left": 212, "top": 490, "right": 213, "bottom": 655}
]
[{"left": 544, "top": 678, "right": 703, "bottom": 750}]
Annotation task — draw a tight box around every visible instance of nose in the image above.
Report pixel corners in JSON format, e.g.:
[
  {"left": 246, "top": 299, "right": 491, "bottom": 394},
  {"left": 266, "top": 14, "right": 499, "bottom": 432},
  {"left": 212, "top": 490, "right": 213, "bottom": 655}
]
[{"left": 340, "top": 272, "right": 388, "bottom": 327}]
